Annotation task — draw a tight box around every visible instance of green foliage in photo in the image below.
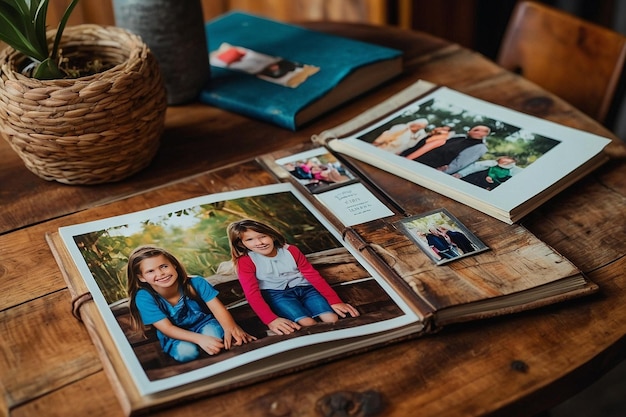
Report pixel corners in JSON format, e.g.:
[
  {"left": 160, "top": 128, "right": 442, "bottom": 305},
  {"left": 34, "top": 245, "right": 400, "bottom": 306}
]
[{"left": 72, "top": 192, "right": 339, "bottom": 304}]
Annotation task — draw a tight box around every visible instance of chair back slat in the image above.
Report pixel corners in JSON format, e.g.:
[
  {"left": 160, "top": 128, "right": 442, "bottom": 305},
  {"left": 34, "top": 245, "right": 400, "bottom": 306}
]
[{"left": 497, "top": 1, "right": 626, "bottom": 124}]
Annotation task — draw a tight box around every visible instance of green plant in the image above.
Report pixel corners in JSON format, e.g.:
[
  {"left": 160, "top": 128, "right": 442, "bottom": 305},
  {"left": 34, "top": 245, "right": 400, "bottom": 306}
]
[{"left": 0, "top": 0, "right": 80, "bottom": 79}]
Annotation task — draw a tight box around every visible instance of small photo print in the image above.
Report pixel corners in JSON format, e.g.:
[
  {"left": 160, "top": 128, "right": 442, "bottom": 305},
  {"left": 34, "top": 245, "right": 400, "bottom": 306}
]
[
  {"left": 276, "top": 149, "right": 358, "bottom": 194},
  {"left": 210, "top": 42, "right": 319, "bottom": 88},
  {"left": 396, "top": 209, "right": 488, "bottom": 265}
]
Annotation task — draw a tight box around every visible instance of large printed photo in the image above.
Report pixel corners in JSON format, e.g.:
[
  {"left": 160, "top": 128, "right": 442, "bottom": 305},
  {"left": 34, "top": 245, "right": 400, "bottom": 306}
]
[
  {"left": 58, "top": 183, "right": 419, "bottom": 396},
  {"left": 356, "top": 91, "right": 560, "bottom": 192}
]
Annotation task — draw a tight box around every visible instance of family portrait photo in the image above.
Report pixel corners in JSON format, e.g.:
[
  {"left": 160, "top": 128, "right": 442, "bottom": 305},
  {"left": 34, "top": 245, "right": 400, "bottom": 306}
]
[
  {"left": 356, "top": 92, "right": 560, "bottom": 191},
  {"left": 276, "top": 149, "right": 358, "bottom": 193},
  {"left": 396, "top": 209, "right": 489, "bottom": 265}
]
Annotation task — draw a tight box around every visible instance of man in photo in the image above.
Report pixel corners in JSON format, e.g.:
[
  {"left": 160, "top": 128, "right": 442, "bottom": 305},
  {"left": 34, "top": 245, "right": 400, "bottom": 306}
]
[{"left": 408, "top": 125, "right": 491, "bottom": 174}]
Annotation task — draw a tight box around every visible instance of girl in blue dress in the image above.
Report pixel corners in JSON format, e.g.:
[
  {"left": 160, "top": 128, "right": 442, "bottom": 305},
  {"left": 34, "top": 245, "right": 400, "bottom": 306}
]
[{"left": 127, "top": 246, "right": 256, "bottom": 362}]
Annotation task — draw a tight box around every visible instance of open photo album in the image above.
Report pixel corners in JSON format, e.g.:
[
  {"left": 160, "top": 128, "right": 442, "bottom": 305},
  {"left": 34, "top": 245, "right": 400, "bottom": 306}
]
[
  {"left": 48, "top": 167, "right": 599, "bottom": 415},
  {"left": 313, "top": 80, "right": 612, "bottom": 224},
  {"left": 48, "top": 183, "right": 424, "bottom": 415}
]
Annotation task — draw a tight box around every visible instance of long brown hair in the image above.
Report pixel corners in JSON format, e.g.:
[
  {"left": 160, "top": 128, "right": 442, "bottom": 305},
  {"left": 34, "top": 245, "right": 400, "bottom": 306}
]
[
  {"left": 226, "top": 219, "right": 286, "bottom": 265},
  {"left": 126, "top": 245, "right": 204, "bottom": 337}
]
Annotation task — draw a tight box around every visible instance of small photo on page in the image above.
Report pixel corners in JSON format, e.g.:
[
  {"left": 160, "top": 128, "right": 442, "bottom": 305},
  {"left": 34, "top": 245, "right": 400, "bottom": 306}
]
[
  {"left": 396, "top": 209, "right": 488, "bottom": 265},
  {"left": 276, "top": 149, "right": 358, "bottom": 194}
]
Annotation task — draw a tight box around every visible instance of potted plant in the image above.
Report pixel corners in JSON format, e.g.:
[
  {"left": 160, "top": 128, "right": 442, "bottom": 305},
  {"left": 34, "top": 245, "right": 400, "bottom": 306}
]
[{"left": 0, "top": 0, "right": 167, "bottom": 184}]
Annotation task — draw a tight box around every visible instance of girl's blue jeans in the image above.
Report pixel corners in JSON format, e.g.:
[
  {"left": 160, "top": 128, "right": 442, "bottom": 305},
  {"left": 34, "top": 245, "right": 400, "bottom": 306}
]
[{"left": 262, "top": 285, "right": 333, "bottom": 323}]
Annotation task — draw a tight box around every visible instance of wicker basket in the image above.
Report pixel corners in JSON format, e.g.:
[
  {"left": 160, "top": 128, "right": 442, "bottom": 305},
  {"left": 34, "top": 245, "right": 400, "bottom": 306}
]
[{"left": 0, "top": 24, "right": 167, "bottom": 185}]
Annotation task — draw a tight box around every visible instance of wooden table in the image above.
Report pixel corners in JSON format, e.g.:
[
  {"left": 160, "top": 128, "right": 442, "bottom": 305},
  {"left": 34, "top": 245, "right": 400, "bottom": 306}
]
[{"left": 1, "top": 22, "right": 625, "bottom": 417}]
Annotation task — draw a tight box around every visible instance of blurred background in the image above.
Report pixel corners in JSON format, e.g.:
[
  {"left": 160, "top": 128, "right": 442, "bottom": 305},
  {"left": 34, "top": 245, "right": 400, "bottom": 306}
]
[
  {"left": 45, "top": 0, "right": 626, "bottom": 142},
  {"left": 45, "top": 0, "right": 626, "bottom": 63}
]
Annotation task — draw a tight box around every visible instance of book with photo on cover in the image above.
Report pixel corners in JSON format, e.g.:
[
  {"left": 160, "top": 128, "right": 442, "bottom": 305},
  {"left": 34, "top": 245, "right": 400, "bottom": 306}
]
[
  {"left": 200, "top": 11, "right": 403, "bottom": 130},
  {"left": 311, "top": 79, "right": 612, "bottom": 224},
  {"left": 47, "top": 153, "right": 599, "bottom": 415}
]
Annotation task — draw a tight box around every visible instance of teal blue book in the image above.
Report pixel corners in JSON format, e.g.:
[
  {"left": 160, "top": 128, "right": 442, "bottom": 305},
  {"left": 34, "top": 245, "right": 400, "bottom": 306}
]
[{"left": 200, "top": 12, "right": 403, "bottom": 130}]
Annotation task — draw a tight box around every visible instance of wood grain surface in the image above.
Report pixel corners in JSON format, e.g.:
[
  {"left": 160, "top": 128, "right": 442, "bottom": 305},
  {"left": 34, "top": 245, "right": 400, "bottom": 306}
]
[{"left": 1, "top": 22, "right": 625, "bottom": 417}]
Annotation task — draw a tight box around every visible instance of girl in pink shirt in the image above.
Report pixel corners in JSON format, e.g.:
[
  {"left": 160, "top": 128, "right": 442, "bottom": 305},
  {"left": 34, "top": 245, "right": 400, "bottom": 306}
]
[{"left": 227, "top": 219, "right": 360, "bottom": 335}]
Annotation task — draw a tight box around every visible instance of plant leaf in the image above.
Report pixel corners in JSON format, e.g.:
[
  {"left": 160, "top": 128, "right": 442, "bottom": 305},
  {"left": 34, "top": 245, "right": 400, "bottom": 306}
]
[
  {"left": 31, "top": 0, "right": 51, "bottom": 56},
  {"left": 32, "top": 57, "right": 64, "bottom": 79},
  {"left": 0, "top": 0, "right": 48, "bottom": 61},
  {"left": 50, "top": 0, "right": 80, "bottom": 61},
  {"left": 1, "top": 0, "right": 82, "bottom": 79}
]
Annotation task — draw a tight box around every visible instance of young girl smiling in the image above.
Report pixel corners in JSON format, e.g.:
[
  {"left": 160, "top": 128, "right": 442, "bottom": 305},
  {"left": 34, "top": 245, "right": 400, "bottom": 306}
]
[
  {"left": 227, "top": 219, "right": 360, "bottom": 336},
  {"left": 127, "top": 246, "right": 256, "bottom": 362}
]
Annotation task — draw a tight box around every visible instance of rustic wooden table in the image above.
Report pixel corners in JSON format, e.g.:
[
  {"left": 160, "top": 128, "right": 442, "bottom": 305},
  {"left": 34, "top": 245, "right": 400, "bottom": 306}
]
[{"left": 1, "top": 22, "right": 625, "bottom": 417}]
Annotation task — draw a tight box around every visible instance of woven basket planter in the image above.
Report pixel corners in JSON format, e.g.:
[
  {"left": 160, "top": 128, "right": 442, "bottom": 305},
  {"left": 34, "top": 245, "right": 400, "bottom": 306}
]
[{"left": 0, "top": 24, "right": 167, "bottom": 185}]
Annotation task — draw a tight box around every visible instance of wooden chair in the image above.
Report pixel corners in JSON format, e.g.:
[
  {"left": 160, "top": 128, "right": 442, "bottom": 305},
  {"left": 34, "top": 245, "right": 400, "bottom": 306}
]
[{"left": 497, "top": 1, "right": 626, "bottom": 124}]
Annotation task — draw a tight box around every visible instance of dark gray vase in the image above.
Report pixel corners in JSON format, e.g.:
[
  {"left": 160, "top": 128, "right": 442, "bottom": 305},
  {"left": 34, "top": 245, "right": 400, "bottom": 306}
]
[{"left": 112, "top": 0, "right": 210, "bottom": 105}]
